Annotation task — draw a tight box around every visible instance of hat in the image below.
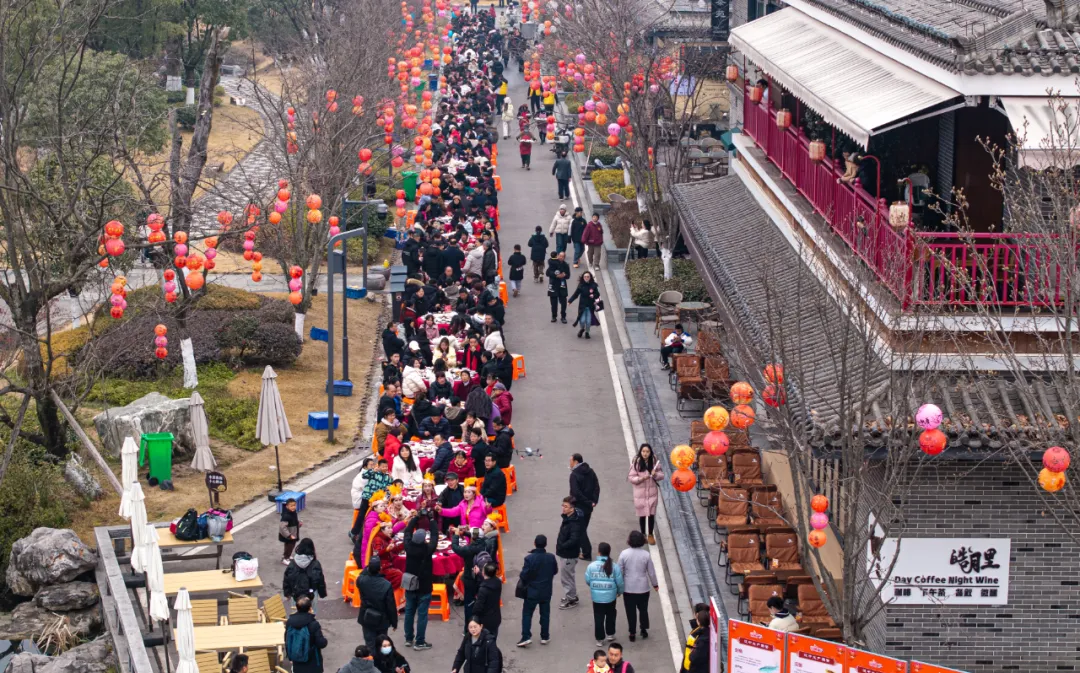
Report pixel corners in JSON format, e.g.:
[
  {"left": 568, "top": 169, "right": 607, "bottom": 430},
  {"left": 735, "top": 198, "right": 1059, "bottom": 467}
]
[
  {"left": 558, "top": 203, "right": 567, "bottom": 210},
  {"left": 409, "top": 341, "right": 420, "bottom": 350},
  {"left": 493, "top": 382, "right": 507, "bottom": 391}
]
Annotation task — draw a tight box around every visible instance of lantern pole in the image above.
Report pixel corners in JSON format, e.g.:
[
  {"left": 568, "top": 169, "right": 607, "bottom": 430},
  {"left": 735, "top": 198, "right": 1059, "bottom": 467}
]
[{"left": 326, "top": 226, "right": 371, "bottom": 443}]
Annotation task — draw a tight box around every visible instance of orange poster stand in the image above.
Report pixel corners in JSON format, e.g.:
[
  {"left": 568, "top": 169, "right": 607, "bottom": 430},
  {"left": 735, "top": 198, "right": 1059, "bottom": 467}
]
[
  {"left": 912, "top": 662, "right": 969, "bottom": 673},
  {"left": 787, "top": 633, "right": 845, "bottom": 673},
  {"left": 846, "top": 647, "right": 907, "bottom": 673},
  {"left": 728, "top": 620, "right": 786, "bottom": 673}
]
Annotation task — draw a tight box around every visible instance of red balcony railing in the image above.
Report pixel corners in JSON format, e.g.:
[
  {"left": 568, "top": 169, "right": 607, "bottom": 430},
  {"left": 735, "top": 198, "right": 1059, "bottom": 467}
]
[{"left": 742, "top": 90, "right": 1071, "bottom": 310}]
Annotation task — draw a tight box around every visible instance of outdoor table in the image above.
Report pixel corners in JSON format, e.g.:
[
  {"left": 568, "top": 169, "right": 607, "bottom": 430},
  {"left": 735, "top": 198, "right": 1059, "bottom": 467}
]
[
  {"left": 411, "top": 439, "right": 472, "bottom": 473},
  {"left": 162, "top": 569, "right": 263, "bottom": 596},
  {"left": 390, "top": 532, "right": 465, "bottom": 576},
  {"left": 676, "top": 301, "right": 712, "bottom": 326},
  {"left": 155, "top": 529, "right": 234, "bottom": 570},
  {"left": 176, "top": 622, "right": 284, "bottom": 652}
]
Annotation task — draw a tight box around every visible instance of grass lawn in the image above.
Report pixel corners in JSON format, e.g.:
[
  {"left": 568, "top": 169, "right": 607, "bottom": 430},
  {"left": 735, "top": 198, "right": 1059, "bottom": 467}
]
[{"left": 67, "top": 292, "right": 381, "bottom": 542}]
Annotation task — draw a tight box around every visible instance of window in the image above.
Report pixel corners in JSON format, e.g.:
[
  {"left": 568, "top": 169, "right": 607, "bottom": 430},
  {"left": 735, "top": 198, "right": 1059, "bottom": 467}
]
[{"left": 748, "top": 0, "right": 780, "bottom": 21}]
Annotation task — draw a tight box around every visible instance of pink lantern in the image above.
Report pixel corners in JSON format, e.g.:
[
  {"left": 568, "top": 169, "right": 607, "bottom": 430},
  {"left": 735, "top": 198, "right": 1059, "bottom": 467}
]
[
  {"left": 916, "top": 403, "right": 943, "bottom": 431},
  {"left": 110, "top": 294, "right": 124, "bottom": 306},
  {"left": 173, "top": 243, "right": 188, "bottom": 257},
  {"left": 395, "top": 198, "right": 406, "bottom": 207},
  {"left": 164, "top": 281, "right": 176, "bottom": 294},
  {"left": 155, "top": 336, "right": 168, "bottom": 348},
  {"left": 607, "top": 123, "right": 621, "bottom": 135},
  {"left": 289, "top": 278, "right": 303, "bottom": 292},
  {"left": 275, "top": 200, "right": 288, "bottom": 214},
  {"left": 810, "top": 512, "right": 829, "bottom": 530},
  {"left": 242, "top": 240, "right": 254, "bottom": 251},
  {"left": 205, "top": 248, "right": 217, "bottom": 260},
  {"left": 584, "top": 99, "right": 595, "bottom": 111},
  {"left": 575, "top": 53, "right": 586, "bottom": 65}
]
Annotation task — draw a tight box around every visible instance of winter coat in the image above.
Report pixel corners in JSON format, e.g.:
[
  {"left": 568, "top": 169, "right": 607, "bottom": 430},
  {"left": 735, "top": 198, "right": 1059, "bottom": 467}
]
[
  {"left": 430, "top": 377, "right": 455, "bottom": 400},
  {"left": 401, "top": 366, "right": 427, "bottom": 400},
  {"left": 552, "top": 157, "right": 572, "bottom": 180},
  {"left": 432, "top": 442, "right": 455, "bottom": 474},
  {"left": 284, "top": 611, "right": 328, "bottom": 673},
  {"left": 466, "top": 388, "right": 494, "bottom": 420},
  {"left": 373, "top": 649, "right": 410, "bottom": 673},
  {"left": 419, "top": 415, "right": 451, "bottom": 439},
  {"left": 441, "top": 495, "right": 492, "bottom": 529},
  {"left": 351, "top": 471, "right": 368, "bottom": 509},
  {"left": 527, "top": 232, "right": 549, "bottom": 262},
  {"left": 480, "top": 464, "right": 507, "bottom": 508},
  {"left": 337, "top": 657, "right": 378, "bottom": 673},
  {"left": 472, "top": 576, "right": 503, "bottom": 632},
  {"left": 464, "top": 246, "right": 486, "bottom": 277},
  {"left": 452, "top": 629, "right": 503, "bottom": 673},
  {"left": 630, "top": 224, "right": 655, "bottom": 248},
  {"left": 382, "top": 328, "right": 406, "bottom": 360},
  {"left": 520, "top": 548, "right": 558, "bottom": 601},
  {"left": 283, "top": 548, "right": 328, "bottom": 600},
  {"left": 489, "top": 427, "right": 514, "bottom": 468},
  {"left": 448, "top": 458, "right": 476, "bottom": 482},
  {"left": 279, "top": 507, "right": 299, "bottom": 544},
  {"left": 555, "top": 507, "right": 585, "bottom": 559},
  {"left": 617, "top": 546, "right": 658, "bottom": 594},
  {"left": 451, "top": 533, "right": 487, "bottom": 589},
  {"left": 507, "top": 252, "right": 526, "bottom": 281},
  {"left": 546, "top": 259, "right": 570, "bottom": 296},
  {"left": 584, "top": 556, "right": 624, "bottom": 604},
  {"left": 491, "top": 393, "right": 513, "bottom": 427},
  {"left": 628, "top": 459, "right": 664, "bottom": 517},
  {"left": 582, "top": 220, "right": 604, "bottom": 246},
  {"left": 570, "top": 462, "right": 601, "bottom": 512},
  {"left": 548, "top": 211, "right": 572, "bottom": 236},
  {"left": 568, "top": 280, "right": 600, "bottom": 318},
  {"left": 391, "top": 457, "right": 423, "bottom": 486},
  {"left": 403, "top": 517, "right": 439, "bottom": 593},
  {"left": 356, "top": 566, "right": 398, "bottom": 631},
  {"left": 501, "top": 102, "right": 516, "bottom": 121},
  {"left": 570, "top": 216, "right": 587, "bottom": 244}
]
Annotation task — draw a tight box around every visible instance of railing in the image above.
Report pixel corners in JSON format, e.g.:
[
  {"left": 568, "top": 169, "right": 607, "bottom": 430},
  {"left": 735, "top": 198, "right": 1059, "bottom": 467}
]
[{"left": 742, "top": 90, "right": 1072, "bottom": 310}]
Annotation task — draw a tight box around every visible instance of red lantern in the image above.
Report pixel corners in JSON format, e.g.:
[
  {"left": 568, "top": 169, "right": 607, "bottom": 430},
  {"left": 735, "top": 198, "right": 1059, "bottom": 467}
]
[
  {"left": 725, "top": 64, "right": 738, "bottom": 82},
  {"left": 749, "top": 85, "right": 763, "bottom": 104},
  {"left": 104, "top": 220, "right": 124, "bottom": 237},
  {"left": 155, "top": 347, "right": 168, "bottom": 359},
  {"left": 808, "top": 140, "right": 826, "bottom": 162},
  {"left": 730, "top": 382, "right": 754, "bottom": 405},
  {"left": 359, "top": 148, "right": 373, "bottom": 162},
  {"left": 174, "top": 255, "right": 187, "bottom": 268},
  {"left": 289, "top": 265, "right": 304, "bottom": 279},
  {"left": 165, "top": 291, "right": 177, "bottom": 303},
  {"left": 105, "top": 238, "right": 125, "bottom": 256},
  {"left": 1044, "top": 446, "right": 1071, "bottom": 472},
  {"left": 670, "top": 468, "right": 697, "bottom": 492},
  {"left": 764, "top": 364, "right": 784, "bottom": 385},
  {"left": 702, "top": 431, "right": 730, "bottom": 456},
  {"left": 306, "top": 194, "right": 323, "bottom": 210},
  {"left": 217, "top": 211, "right": 233, "bottom": 226},
  {"left": 147, "top": 213, "right": 164, "bottom": 231},
  {"left": 730, "top": 404, "right": 756, "bottom": 430},
  {"left": 277, "top": 188, "right": 291, "bottom": 202},
  {"left": 919, "top": 428, "right": 947, "bottom": 455},
  {"left": 163, "top": 269, "right": 175, "bottom": 281},
  {"left": 808, "top": 530, "right": 827, "bottom": 548},
  {"left": 775, "top": 109, "right": 792, "bottom": 130},
  {"left": 762, "top": 384, "right": 785, "bottom": 408},
  {"left": 811, "top": 494, "right": 829, "bottom": 513}
]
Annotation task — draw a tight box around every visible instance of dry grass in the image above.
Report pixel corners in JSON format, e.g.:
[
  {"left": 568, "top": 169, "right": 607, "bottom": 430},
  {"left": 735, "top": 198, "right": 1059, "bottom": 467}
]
[{"left": 68, "top": 293, "right": 381, "bottom": 542}]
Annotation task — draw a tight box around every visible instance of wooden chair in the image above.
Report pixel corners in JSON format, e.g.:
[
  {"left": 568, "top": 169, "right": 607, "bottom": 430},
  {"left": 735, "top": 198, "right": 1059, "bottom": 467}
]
[
  {"left": 688, "top": 165, "right": 706, "bottom": 181},
  {"left": 221, "top": 594, "right": 262, "bottom": 625},
  {"left": 655, "top": 291, "right": 683, "bottom": 336},
  {"left": 190, "top": 599, "right": 220, "bottom": 627},
  {"left": 195, "top": 651, "right": 223, "bottom": 673},
  {"left": 241, "top": 648, "right": 288, "bottom": 673},
  {"left": 262, "top": 593, "right": 290, "bottom": 622},
  {"left": 765, "top": 532, "right": 803, "bottom": 571},
  {"left": 719, "top": 532, "right": 764, "bottom": 592}
]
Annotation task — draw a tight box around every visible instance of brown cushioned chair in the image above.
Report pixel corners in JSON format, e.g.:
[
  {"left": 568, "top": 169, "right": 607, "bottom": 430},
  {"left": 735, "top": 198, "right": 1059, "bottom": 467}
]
[{"left": 765, "top": 532, "right": 803, "bottom": 571}]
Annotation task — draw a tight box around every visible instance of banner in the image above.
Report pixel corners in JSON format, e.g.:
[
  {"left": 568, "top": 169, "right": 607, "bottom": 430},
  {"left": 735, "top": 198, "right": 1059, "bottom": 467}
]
[
  {"left": 846, "top": 647, "right": 907, "bottom": 673},
  {"left": 869, "top": 538, "right": 1010, "bottom": 605},
  {"left": 728, "top": 620, "right": 785, "bottom": 673},
  {"left": 787, "top": 634, "right": 845, "bottom": 673},
  {"left": 709, "top": 599, "right": 721, "bottom": 673},
  {"left": 911, "top": 663, "right": 969, "bottom": 673}
]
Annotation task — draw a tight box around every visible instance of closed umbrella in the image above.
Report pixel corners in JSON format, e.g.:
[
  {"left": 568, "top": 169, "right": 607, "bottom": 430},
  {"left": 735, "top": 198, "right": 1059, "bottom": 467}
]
[
  {"left": 145, "top": 524, "right": 169, "bottom": 622},
  {"left": 118, "top": 437, "right": 139, "bottom": 519},
  {"left": 188, "top": 392, "right": 216, "bottom": 472},
  {"left": 129, "top": 482, "right": 148, "bottom": 573},
  {"left": 174, "top": 588, "right": 198, "bottom": 673},
  {"left": 255, "top": 366, "right": 292, "bottom": 494}
]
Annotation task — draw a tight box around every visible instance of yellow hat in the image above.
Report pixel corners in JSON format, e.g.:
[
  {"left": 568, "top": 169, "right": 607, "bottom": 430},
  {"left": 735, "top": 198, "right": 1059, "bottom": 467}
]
[
  {"left": 388, "top": 484, "right": 403, "bottom": 497},
  {"left": 423, "top": 472, "right": 436, "bottom": 483},
  {"left": 370, "top": 489, "right": 387, "bottom": 503},
  {"left": 463, "top": 477, "right": 478, "bottom": 488}
]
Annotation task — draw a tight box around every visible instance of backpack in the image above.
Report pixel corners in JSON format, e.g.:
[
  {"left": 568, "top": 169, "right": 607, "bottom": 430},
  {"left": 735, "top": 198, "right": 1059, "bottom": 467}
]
[
  {"left": 195, "top": 513, "right": 209, "bottom": 540},
  {"left": 205, "top": 510, "right": 231, "bottom": 542},
  {"left": 173, "top": 509, "right": 201, "bottom": 541},
  {"left": 285, "top": 623, "right": 313, "bottom": 664}
]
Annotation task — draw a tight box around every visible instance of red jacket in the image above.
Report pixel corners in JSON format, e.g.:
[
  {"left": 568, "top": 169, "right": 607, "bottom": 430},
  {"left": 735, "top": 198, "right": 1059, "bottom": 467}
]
[
  {"left": 582, "top": 221, "right": 604, "bottom": 246},
  {"left": 492, "top": 391, "right": 513, "bottom": 426}
]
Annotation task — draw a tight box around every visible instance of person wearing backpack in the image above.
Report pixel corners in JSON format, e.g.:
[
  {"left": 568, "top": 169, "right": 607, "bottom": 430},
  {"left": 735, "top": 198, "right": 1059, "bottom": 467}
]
[
  {"left": 284, "top": 596, "right": 327, "bottom": 673},
  {"left": 401, "top": 514, "right": 438, "bottom": 650},
  {"left": 283, "top": 538, "right": 328, "bottom": 612}
]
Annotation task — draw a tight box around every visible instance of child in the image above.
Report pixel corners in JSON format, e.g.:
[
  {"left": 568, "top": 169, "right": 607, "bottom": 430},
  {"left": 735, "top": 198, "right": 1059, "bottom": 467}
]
[
  {"left": 588, "top": 650, "right": 611, "bottom": 673},
  {"left": 349, "top": 457, "right": 375, "bottom": 540},
  {"left": 507, "top": 244, "right": 526, "bottom": 297},
  {"left": 278, "top": 498, "right": 301, "bottom": 565}
]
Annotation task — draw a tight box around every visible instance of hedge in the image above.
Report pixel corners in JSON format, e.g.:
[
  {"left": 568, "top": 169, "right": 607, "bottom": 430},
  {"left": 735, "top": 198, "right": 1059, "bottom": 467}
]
[
  {"left": 624, "top": 257, "right": 709, "bottom": 306},
  {"left": 591, "top": 169, "right": 636, "bottom": 203},
  {"left": 606, "top": 200, "right": 640, "bottom": 249}
]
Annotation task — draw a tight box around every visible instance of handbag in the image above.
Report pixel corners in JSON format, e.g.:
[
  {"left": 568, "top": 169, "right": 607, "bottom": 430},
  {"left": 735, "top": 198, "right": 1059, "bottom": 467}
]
[
  {"left": 401, "top": 572, "right": 420, "bottom": 591},
  {"left": 234, "top": 557, "right": 259, "bottom": 582},
  {"left": 514, "top": 575, "right": 528, "bottom": 600},
  {"left": 595, "top": 299, "right": 605, "bottom": 312}
]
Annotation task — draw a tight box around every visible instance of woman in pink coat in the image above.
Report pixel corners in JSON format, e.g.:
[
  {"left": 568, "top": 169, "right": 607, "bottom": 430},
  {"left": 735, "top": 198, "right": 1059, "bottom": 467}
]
[
  {"left": 359, "top": 498, "right": 408, "bottom": 567},
  {"left": 437, "top": 482, "right": 491, "bottom": 529},
  {"left": 628, "top": 443, "right": 664, "bottom": 545}
]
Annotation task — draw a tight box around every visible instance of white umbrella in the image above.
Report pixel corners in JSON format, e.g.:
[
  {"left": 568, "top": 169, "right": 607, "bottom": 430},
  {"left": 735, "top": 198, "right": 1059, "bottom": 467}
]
[
  {"left": 129, "top": 482, "right": 148, "bottom": 573},
  {"left": 174, "top": 588, "right": 198, "bottom": 673},
  {"left": 145, "top": 524, "right": 169, "bottom": 622},
  {"left": 188, "top": 392, "right": 216, "bottom": 472},
  {"left": 255, "top": 366, "right": 292, "bottom": 493},
  {"left": 118, "top": 437, "right": 139, "bottom": 519}
]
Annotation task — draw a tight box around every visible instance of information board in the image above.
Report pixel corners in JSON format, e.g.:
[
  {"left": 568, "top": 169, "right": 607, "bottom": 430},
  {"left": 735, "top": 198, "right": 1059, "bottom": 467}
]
[
  {"left": 788, "top": 633, "right": 845, "bottom": 673},
  {"left": 728, "top": 620, "right": 785, "bottom": 673},
  {"left": 911, "top": 662, "right": 969, "bottom": 673},
  {"left": 846, "top": 647, "right": 907, "bottom": 673}
]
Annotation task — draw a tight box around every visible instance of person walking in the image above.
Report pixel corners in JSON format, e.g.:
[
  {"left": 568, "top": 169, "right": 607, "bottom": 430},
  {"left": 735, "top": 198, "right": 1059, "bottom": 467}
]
[
  {"left": 527, "top": 226, "right": 548, "bottom": 283},
  {"left": 547, "top": 251, "right": 570, "bottom": 324},
  {"left": 582, "top": 214, "right": 604, "bottom": 271},
  {"left": 517, "top": 534, "right": 558, "bottom": 647},
  {"left": 618, "top": 531, "right": 658, "bottom": 642},
  {"left": 548, "top": 204, "right": 572, "bottom": 254},
  {"left": 373, "top": 636, "right": 411, "bottom": 673},
  {"left": 552, "top": 153, "right": 572, "bottom": 200},
  {"left": 628, "top": 443, "right": 663, "bottom": 544},
  {"left": 472, "top": 562, "right": 503, "bottom": 639},
  {"left": 282, "top": 538, "right": 328, "bottom": 612},
  {"left": 402, "top": 514, "right": 438, "bottom": 649},
  {"left": 356, "top": 558, "right": 398, "bottom": 651},
  {"left": 569, "top": 453, "right": 601, "bottom": 559},
  {"left": 556, "top": 496, "right": 584, "bottom": 610},
  {"left": 500, "top": 96, "right": 514, "bottom": 139},
  {"left": 607, "top": 643, "right": 635, "bottom": 673},
  {"left": 337, "top": 645, "right": 378, "bottom": 673},
  {"left": 453, "top": 618, "right": 503, "bottom": 673},
  {"left": 507, "top": 245, "right": 526, "bottom": 297},
  {"left": 284, "top": 597, "right": 328, "bottom": 673},
  {"left": 585, "top": 542, "right": 624, "bottom": 647},
  {"left": 568, "top": 271, "right": 600, "bottom": 340},
  {"left": 279, "top": 497, "right": 301, "bottom": 565},
  {"left": 516, "top": 130, "right": 534, "bottom": 169},
  {"left": 569, "top": 207, "right": 587, "bottom": 268}
]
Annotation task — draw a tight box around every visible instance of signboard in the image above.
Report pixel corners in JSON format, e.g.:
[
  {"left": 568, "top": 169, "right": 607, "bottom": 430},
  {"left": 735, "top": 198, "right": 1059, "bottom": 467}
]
[
  {"left": 788, "top": 634, "right": 845, "bottom": 673},
  {"left": 911, "top": 663, "right": 969, "bottom": 673},
  {"left": 846, "top": 647, "right": 907, "bottom": 673},
  {"left": 869, "top": 538, "right": 1010, "bottom": 605},
  {"left": 728, "top": 620, "right": 785, "bottom": 673},
  {"left": 709, "top": 599, "right": 721, "bottom": 673},
  {"left": 710, "top": 0, "right": 730, "bottom": 41}
]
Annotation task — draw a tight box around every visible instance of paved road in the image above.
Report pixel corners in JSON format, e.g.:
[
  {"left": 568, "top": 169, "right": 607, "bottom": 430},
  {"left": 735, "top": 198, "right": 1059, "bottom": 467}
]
[{"left": 217, "top": 38, "right": 678, "bottom": 673}]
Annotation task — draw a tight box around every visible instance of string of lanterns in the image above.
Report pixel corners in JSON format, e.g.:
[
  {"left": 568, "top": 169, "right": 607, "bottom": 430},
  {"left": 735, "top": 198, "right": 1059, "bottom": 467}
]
[{"left": 153, "top": 324, "right": 168, "bottom": 360}]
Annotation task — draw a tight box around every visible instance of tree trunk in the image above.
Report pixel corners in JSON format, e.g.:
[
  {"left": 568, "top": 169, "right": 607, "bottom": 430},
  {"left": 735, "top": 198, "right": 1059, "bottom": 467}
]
[{"left": 660, "top": 246, "right": 673, "bottom": 280}]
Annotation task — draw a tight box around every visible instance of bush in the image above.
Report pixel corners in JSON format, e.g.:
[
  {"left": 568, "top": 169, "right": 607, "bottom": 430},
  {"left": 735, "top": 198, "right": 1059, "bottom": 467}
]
[
  {"left": 0, "top": 448, "right": 71, "bottom": 586},
  {"left": 166, "top": 90, "right": 187, "bottom": 104},
  {"left": 213, "top": 84, "right": 226, "bottom": 107},
  {"left": 625, "top": 257, "right": 709, "bottom": 306},
  {"left": 175, "top": 105, "right": 197, "bottom": 131},
  {"left": 588, "top": 146, "right": 621, "bottom": 166},
  {"left": 606, "top": 200, "right": 641, "bottom": 249},
  {"left": 195, "top": 285, "right": 262, "bottom": 311},
  {"left": 591, "top": 169, "right": 637, "bottom": 203},
  {"left": 235, "top": 322, "right": 302, "bottom": 367}
]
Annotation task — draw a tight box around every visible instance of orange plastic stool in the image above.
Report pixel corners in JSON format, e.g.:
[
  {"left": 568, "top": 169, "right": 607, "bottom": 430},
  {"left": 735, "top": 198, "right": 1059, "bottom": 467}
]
[
  {"left": 406, "top": 210, "right": 416, "bottom": 227},
  {"left": 512, "top": 354, "right": 526, "bottom": 380},
  {"left": 429, "top": 583, "right": 450, "bottom": 621},
  {"left": 345, "top": 568, "right": 362, "bottom": 607},
  {"left": 502, "top": 466, "right": 517, "bottom": 494},
  {"left": 342, "top": 558, "right": 358, "bottom": 601},
  {"left": 494, "top": 175, "right": 502, "bottom": 191},
  {"left": 493, "top": 504, "right": 510, "bottom": 533},
  {"left": 499, "top": 282, "right": 509, "bottom": 305}
]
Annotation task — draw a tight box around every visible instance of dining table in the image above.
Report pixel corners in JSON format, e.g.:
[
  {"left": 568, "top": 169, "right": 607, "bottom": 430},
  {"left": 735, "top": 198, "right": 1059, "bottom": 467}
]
[
  {"left": 389, "top": 531, "right": 466, "bottom": 577},
  {"left": 176, "top": 622, "right": 284, "bottom": 652},
  {"left": 162, "top": 569, "right": 262, "bottom": 596}
]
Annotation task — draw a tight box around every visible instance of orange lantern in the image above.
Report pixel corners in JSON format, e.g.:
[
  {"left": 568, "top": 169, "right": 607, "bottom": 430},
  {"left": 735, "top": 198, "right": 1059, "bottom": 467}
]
[
  {"left": 725, "top": 64, "right": 738, "bottom": 82},
  {"left": 154, "top": 324, "right": 167, "bottom": 337},
  {"left": 289, "top": 290, "right": 303, "bottom": 305},
  {"left": 307, "top": 209, "right": 323, "bottom": 224},
  {"left": 808, "top": 140, "right": 826, "bottom": 162},
  {"left": 749, "top": 85, "right": 763, "bottom": 104},
  {"left": 670, "top": 444, "right": 695, "bottom": 470},
  {"left": 703, "top": 405, "right": 729, "bottom": 431},
  {"left": 807, "top": 530, "right": 827, "bottom": 548},
  {"left": 306, "top": 194, "right": 323, "bottom": 210},
  {"left": 810, "top": 494, "right": 829, "bottom": 513},
  {"left": 764, "top": 364, "right": 784, "bottom": 385},
  {"left": 730, "top": 382, "right": 754, "bottom": 405},
  {"left": 1039, "top": 467, "right": 1067, "bottom": 492},
  {"left": 185, "top": 271, "right": 205, "bottom": 290},
  {"left": 671, "top": 468, "right": 697, "bottom": 492},
  {"left": 269, "top": 212, "right": 282, "bottom": 225},
  {"left": 730, "top": 404, "right": 756, "bottom": 430},
  {"left": 775, "top": 109, "right": 792, "bottom": 130}
]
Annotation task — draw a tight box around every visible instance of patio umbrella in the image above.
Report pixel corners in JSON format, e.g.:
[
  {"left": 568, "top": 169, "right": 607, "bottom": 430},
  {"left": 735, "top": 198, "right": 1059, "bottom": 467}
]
[
  {"left": 129, "top": 481, "right": 148, "bottom": 573},
  {"left": 255, "top": 365, "right": 292, "bottom": 494},
  {"left": 144, "top": 524, "right": 169, "bottom": 623},
  {"left": 174, "top": 588, "right": 198, "bottom": 673},
  {"left": 118, "top": 437, "right": 139, "bottom": 519},
  {"left": 188, "top": 392, "right": 216, "bottom": 472}
]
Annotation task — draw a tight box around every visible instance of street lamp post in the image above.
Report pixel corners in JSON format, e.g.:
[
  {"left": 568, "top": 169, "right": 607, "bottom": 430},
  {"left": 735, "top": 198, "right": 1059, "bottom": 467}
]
[{"left": 338, "top": 198, "right": 388, "bottom": 379}]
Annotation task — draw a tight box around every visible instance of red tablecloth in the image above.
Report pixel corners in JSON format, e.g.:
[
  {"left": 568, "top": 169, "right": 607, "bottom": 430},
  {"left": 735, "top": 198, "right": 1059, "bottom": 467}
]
[
  {"left": 413, "top": 441, "right": 472, "bottom": 473},
  {"left": 391, "top": 533, "right": 465, "bottom": 576}
]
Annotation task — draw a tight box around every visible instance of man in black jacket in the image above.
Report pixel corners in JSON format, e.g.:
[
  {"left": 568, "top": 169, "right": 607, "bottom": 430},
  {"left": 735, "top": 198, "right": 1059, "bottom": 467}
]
[
  {"left": 686, "top": 606, "right": 711, "bottom": 673},
  {"left": 471, "top": 563, "right": 503, "bottom": 639},
  {"left": 439, "top": 472, "right": 466, "bottom": 532},
  {"left": 402, "top": 230, "right": 424, "bottom": 278},
  {"left": 569, "top": 453, "right": 601, "bottom": 560},
  {"left": 481, "top": 240, "right": 498, "bottom": 285},
  {"left": 488, "top": 346, "right": 514, "bottom": 390},
  {"left": 469, "top": 429, "right": 490, "bottom": 478},
  {"left": 355, "top": 559, "right": 397, "bottom": 651},
  {"left": 556, "top": 497, "right": 584, "bottom": 610},
  {"left": 546, "top": 252, "right": 570, "bottom": 323},
  {"left": 489, "top": 419, "right": 514, "bottom": 468},
  {"left": 552, "top": 152, "right": 572, "bottom": 200},
  {"left": 381, "top": 325, "right": 405, "bottom": 361},
  {"left": 569, "top": 206, "right": 587, "bottom": 268},
  {"left": 442, "top": 240, "right": 466, "bottom": 277},
  {"left": 480, "top": 454, "right": 507, "bottom": 508},
  {"left": 424, "top": 239, "right": 444, "bottom": 280},
  {"left": 402, "top": 515, "right": 439, "bottom": 649},
  {"left": 451, "top": 526, "right": 487, "bottom": 631},
  {"left": 285, "top": 597, "right": 328, "bottom": 673},
  {"left": 517, "top": 534, "right": 558, "bottom": 647}
]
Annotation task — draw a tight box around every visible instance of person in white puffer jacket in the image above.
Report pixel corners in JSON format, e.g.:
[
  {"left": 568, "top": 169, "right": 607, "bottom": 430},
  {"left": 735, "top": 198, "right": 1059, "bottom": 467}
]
[{"left": 548, "top": 204, "right": 572, "bottom": 255}]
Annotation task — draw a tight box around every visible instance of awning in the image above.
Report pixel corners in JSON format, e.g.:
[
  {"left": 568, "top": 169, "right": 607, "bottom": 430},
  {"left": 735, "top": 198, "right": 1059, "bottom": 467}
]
[
  {"left": 731, "top": 8, "right": 962, "bottom": 147},
  {"left": 999, "top": 96, "right": 1080, "bottom": 169}
]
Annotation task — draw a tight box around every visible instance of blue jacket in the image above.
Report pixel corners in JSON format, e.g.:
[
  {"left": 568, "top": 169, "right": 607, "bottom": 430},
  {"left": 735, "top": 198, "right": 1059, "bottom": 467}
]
[
  {"left": 419, "top": 416, "right": 451, "bottom": 439},
  {"left": 432, "top": 442, "right": 455, "bottom": 474},
  {"left": 520, "top": 548, "right": 558, "bottom": 601},
  {"left": 584, "top": 557, "right": 624, "bottom": 604}
]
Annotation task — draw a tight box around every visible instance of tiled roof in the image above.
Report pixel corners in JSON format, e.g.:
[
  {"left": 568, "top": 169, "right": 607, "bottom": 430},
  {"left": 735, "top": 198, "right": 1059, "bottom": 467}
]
[{"left": 802, "top": 0, "right": 1080, "bottom": 76}]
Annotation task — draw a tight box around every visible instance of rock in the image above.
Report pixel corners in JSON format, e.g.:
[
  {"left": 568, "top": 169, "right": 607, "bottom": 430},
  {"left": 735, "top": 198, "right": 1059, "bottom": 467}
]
[
  {"left": 8, "top": 638, "right": 115, "bottom": 673},
  {"left": 5, "top": 529, "right": 98, "bottom": 597},
  {"left": 34, "top": 582, "right": 98, "bottom": 612},
  {"left": 92, "top": 392, "right": 193, "bottom": 458},
  {"left": 62, "top": 455, "right": 101, "bottom": 501},
  {"left": 0, "top": 603, "right": 103, "bottom": 641}
]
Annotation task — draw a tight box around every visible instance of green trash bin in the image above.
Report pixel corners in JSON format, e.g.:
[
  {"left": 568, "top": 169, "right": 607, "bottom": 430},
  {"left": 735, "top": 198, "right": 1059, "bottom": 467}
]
[
  {"left": 139, "top": 432, "right": 174, "bottom": 484},
  {"left": 402, "top": 171, "right": 418, "bottom": 201}
]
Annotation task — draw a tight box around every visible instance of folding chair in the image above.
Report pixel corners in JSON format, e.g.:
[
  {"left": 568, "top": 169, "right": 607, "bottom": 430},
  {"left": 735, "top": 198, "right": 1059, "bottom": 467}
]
[
  {"left": 747, "top": 582, "right": 785, "bottom": 624},
  {"left": 689, "top": 420, "right": 709, "bottom": 447},
  {"left": 729, "top": 449, "right": 764, "bottom": 486},
  {"left": 190, "top": 599, "right": 220, "bottom": 627},
  {"left": 195, "top": 651, "right": 223, "bottom": 673},
  {"left": 241, "top": 648, "right": 288, "bottom": 673},
  {"left": 750, "top": 486, "right": 786, "bottom": 527},
  {"left": 713, "top": 486, "right": 750, "bottom": 542},
  {"left": 796, "top": 583, "right": 837, "bottom": 628},
  {"left": 262, "top": 593, "right": 290, "bottom": 623}
]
